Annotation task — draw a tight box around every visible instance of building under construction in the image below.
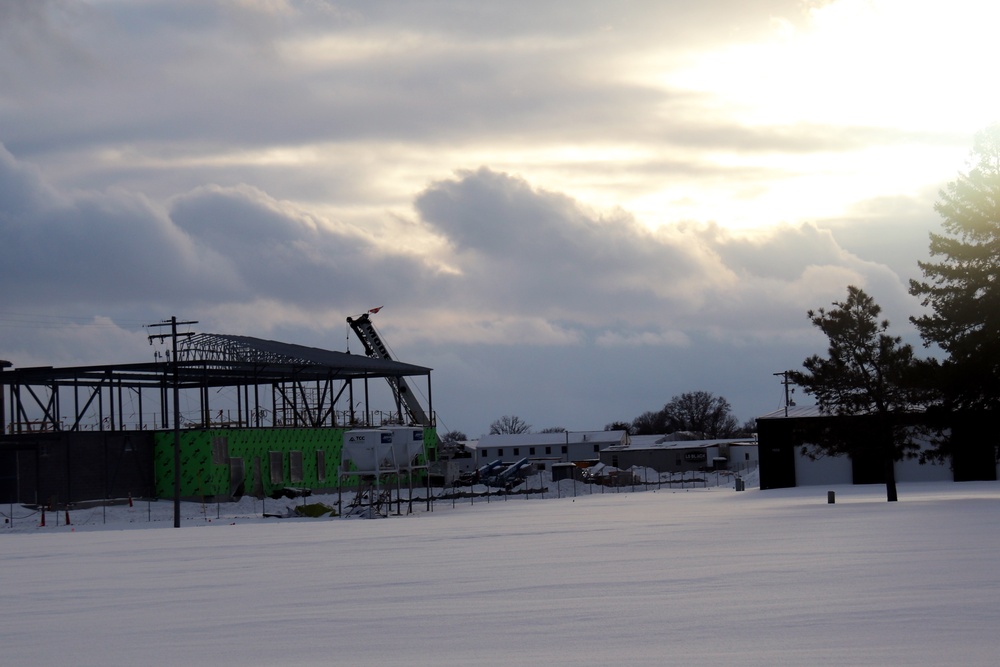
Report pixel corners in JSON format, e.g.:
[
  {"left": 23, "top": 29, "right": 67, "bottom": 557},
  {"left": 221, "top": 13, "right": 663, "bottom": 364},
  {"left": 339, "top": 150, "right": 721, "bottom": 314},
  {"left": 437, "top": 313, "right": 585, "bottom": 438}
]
[{"left": 0, "top": 317, "right": 437, "bottom": 508}]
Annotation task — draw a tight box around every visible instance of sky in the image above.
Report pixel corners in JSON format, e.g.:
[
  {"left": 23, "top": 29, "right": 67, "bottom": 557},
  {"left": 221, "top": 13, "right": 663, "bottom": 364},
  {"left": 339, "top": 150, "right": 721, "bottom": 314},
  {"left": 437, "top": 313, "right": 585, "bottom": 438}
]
[
  {"left": 5, "top": 480, "right": 1000, "bottom": 666},
  {"left": 2, "top": 0, "right": 999, "bottom": 436}
]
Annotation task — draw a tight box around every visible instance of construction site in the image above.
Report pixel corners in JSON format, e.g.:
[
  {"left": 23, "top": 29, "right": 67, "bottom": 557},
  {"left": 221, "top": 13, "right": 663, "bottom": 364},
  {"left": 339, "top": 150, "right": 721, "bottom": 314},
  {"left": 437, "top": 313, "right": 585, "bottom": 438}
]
[{"left": 0, "top": 313, "right": 441, "bottom": 518}]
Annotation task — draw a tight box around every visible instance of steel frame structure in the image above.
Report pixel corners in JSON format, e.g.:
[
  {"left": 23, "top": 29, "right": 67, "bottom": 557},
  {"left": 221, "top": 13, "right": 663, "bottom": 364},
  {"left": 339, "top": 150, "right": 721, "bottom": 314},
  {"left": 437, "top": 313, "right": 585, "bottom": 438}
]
[{"left": 1, "top": 333, "right": 434, "bottom": 435}]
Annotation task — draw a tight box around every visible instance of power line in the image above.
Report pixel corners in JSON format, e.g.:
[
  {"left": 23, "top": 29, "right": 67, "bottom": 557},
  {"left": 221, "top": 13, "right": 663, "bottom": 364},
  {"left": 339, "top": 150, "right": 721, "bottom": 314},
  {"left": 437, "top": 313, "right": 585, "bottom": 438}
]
[
  {"left": 773, "top": 370, "right": 796, "bottom": 417},
  {"left": 146, "top": 316, "right": 198, "bottom": 528}
]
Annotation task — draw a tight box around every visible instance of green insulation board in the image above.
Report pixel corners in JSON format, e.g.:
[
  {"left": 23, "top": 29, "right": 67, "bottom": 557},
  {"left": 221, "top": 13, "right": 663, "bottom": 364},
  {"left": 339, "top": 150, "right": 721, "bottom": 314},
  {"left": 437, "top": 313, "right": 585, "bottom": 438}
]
[{"left": 152, "top": 428, "right": 436, "bottom": 500}]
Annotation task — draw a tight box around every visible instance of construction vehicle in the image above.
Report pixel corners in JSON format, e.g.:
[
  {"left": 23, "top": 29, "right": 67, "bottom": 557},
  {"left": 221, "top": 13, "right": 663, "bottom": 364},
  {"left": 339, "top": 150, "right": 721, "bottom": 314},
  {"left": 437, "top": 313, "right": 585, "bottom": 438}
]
[
  {"left": 458, "top": 459, "right": 503, "bottom": 485},
  {"left": 488, "top": 457, "right": 532, "bottom": 488},
  {"left": 475, "top": 459, "right": 504, "bottom": 483}
]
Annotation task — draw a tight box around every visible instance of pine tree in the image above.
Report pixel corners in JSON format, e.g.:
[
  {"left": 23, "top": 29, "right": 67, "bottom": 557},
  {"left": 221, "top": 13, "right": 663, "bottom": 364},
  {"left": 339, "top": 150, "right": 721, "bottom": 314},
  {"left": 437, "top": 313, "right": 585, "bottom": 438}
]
[
  {"left": 790, "top": 286, "right": 922, "bottom": 502},
  {"left": 910, "top": 124, "right": 1000, "bottom": 414}
]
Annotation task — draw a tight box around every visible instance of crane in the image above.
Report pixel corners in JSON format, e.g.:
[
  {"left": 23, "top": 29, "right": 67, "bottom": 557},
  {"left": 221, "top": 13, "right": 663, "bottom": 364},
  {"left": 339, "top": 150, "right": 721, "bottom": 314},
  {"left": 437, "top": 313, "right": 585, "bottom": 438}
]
[{"left": 346, "top": 312, "right": 431, "bottom": 427}]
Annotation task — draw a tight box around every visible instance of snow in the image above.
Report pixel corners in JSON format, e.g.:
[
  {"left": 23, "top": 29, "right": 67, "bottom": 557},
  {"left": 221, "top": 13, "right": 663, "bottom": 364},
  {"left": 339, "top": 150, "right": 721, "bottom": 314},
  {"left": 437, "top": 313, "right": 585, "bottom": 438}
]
[{"left": 3, "top": 479, "right": 999, "bottom": 666}]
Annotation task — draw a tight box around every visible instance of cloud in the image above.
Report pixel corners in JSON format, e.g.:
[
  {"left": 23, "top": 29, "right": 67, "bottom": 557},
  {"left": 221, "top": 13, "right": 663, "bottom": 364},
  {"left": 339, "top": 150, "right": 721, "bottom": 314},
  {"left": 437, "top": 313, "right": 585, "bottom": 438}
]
[
  {"left": 0, "top": 143, "right": 448, "bottom": 321},
  {"left": 0, "top": 143, "right": 240, "bottom": 308},
  {"left": 0, "top": 315, "right": 151, "bottom": 369},
  {"left": 414, "top": 168, "right": 714, "bottom": 322},
  {"left": 596, "top": 330, "right": 691, "bottom": 347},
  {"left": 1, "top": 141, "right": 919, "bottom": 347},
  {"left": 0, "top": 1, "right": 827, "bottom": 171},
  {"left": 409, "top": 167, "right": 915, "bottom": 347}
]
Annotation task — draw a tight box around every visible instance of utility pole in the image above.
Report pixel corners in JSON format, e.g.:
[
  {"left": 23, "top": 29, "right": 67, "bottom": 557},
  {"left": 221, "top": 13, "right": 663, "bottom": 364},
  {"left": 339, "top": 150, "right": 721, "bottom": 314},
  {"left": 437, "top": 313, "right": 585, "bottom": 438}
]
[
  {"left": 773, "top": 371, "right": 795, "bottom": 417},
  {"left": 147, "top": 317, "right": 197, "bottom": 528}
]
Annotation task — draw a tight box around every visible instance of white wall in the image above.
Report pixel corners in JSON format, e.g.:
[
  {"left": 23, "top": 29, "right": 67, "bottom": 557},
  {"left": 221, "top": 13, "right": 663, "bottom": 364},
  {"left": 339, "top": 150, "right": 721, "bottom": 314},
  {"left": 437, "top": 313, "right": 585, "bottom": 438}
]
[
  {"left": 729, "top": 444, "right": 759, "bottom": 467},
  {"left": 793, "top": 440, "right": 956, "bottom": 486},
  {"left": 895, "top": 455, "right": 952, "bottom": 482},
  {"left": 475, "top": 441, "right": 602, "bottom": 463},
  {"left": 795, "top": 447, "right": 853, "bottom": 486}
]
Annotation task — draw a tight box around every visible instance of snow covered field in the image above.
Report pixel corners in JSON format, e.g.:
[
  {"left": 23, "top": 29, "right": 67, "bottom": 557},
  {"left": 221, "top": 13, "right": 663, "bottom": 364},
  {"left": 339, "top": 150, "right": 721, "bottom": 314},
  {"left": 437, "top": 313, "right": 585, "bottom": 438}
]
[{"left": 4, "top": 479, "right": 1000, "bottom": 666}]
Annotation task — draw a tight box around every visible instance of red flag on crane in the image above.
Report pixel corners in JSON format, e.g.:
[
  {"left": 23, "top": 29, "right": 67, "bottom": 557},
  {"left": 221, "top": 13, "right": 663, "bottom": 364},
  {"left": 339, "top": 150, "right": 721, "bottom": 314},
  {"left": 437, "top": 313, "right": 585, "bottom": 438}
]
[{"left": 368, "top": 306, "right": 383, "bottom": 314}]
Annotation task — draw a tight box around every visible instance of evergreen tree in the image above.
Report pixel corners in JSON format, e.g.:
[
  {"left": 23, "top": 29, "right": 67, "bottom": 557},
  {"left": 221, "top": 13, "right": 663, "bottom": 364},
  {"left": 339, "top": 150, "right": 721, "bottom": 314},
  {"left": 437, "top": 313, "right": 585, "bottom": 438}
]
[
  {"left": 790, "top": 286, "right": 923, "bottom": 502},
  {"left": 910, "top": 124, "right": 1000, "bottom": 414}
]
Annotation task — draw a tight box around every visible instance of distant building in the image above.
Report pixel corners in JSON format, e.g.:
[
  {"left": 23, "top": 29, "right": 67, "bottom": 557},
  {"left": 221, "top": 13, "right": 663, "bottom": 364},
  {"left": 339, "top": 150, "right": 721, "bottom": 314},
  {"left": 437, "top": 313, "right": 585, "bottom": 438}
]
[
  {"left": 600, "top": 436, "right": 757, "bottom": 474},
  {"left": 468, "top": 430, "right": 628, "bottom": 471}
]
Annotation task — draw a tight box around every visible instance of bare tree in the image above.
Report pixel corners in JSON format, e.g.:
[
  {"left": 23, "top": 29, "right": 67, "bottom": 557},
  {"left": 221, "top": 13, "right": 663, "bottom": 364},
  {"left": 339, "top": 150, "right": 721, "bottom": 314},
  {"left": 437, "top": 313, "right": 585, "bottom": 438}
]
[
  {"left": 439, "top": 430, "right": 468, "bottom": 443},
  {"left": 661, "top": 391, "right": 740, "bottom": 438},
  {"left": 631, "top": 410, "right": 669, "bottom": 435},
  {"left": 489, "top": 415, "right": 532, "bottom": 435},
  {"left": 604, "top": 421, "right": 635, "bottom": 434},
  {"left": 735, "top": 418, "right": 757, "bottom": 437}
]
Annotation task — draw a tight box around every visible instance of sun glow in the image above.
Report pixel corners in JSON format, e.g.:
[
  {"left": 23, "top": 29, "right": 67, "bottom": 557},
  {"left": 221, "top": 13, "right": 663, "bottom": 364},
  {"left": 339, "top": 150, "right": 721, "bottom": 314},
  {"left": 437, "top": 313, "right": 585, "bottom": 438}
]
[
  {"left": 641, "top": 0, "right": 1000, "bottom": 229},
  {"left": 669, "top": 0, "right": 1000, "bottom": 131}
]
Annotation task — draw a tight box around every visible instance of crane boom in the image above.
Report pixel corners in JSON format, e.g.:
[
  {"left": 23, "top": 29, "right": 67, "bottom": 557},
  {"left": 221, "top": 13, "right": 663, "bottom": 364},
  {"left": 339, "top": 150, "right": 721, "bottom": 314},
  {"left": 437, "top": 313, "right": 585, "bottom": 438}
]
[{"left": 347, "top": 313, "right": 430, "bottom": 426}]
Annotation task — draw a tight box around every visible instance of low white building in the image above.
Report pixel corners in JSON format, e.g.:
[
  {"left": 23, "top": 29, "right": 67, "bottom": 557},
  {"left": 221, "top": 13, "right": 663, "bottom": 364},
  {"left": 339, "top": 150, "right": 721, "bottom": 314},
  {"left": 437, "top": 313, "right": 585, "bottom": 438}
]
[
  {"left": 600, "top": 435, "right": 758, "bottom": 474},
  {"left": 468, "top": 430, "right": 629, "bottom": 471}
]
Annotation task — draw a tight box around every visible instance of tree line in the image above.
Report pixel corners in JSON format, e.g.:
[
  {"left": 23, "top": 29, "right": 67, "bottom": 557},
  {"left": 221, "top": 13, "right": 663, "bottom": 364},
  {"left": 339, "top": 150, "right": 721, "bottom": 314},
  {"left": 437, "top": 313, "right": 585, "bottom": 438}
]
[
  {"left": 440, "top": 393, "right": 749, "bottom": 441},
  {"left": 605, "top": 390, "right": 753, "bottom": 438},
  {"left": 442, "top": 390, "right": 750, "bottom": 441}
]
